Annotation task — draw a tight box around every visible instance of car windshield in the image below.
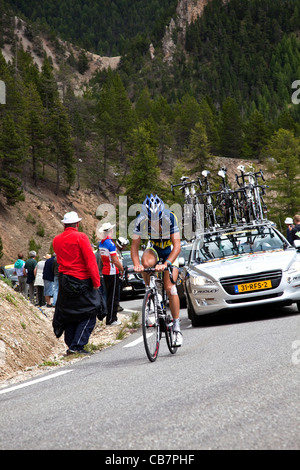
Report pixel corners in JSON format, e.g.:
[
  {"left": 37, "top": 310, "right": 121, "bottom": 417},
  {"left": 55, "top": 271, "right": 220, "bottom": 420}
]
[
  {"left": 180, "top": 245, "right": 192, "bottom": 263},
  {"left": 192, "top": 225, "right": 286, "bottom": 264},
  {"left": 122, "top": 252, "right": 133, "bottom": 267}
]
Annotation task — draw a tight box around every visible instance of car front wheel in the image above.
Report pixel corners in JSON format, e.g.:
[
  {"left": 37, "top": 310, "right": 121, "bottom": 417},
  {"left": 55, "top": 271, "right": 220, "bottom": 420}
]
[{"left": 187, "top": 294, "right": 206, "bottom": 327}]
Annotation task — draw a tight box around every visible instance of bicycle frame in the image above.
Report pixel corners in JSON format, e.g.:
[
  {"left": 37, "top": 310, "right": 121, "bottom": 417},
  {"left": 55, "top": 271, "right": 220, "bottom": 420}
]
[
  {"left": 201, "top": 170, "right": 218, "bottom": 228},
  {"left": 236, "top": 165, "right": 267, "bottom": 222},
  {"left": 171, "top": 176, "right": 203, "bottom": 240},
  {"left": 125, "top": 266, "right": 177, "bottom": 362}
]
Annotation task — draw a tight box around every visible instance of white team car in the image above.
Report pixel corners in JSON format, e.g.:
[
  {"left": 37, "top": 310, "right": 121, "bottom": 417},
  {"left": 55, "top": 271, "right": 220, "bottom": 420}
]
[{"left": 184, "top": 221, "right": 300, "bottom": 326}]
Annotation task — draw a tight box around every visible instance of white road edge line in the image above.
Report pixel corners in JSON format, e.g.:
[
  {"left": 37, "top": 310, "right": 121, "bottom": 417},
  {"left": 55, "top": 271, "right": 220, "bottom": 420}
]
[
  {"left": 0, "top": 370, "right": 73, "bottom": 395},
  {"left": 124, "top": 333, "right": 153, "bottom": 348}
]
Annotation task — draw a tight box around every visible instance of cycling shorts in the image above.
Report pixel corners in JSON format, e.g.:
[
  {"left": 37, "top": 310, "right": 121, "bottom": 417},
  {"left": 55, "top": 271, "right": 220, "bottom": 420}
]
[{"left": 147, "top": 246, "right": 179, "bottom": 268}]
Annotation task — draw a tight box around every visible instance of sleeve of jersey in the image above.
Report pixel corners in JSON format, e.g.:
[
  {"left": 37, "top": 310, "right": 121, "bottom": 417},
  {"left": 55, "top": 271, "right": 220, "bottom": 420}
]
[
  {"left": 170, "top": 212, "right": 180, "bottom": 234},
  {"left": 132, "top": 216, "right": 141, "bottom": 237},
  {"left": 107, "top": 239, "right": 117, "bottom": 255}
]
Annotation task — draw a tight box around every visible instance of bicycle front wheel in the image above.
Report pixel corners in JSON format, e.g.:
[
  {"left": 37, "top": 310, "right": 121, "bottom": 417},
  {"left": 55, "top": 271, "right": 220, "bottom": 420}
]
[{"left": 142, "top": 290, "right": 160, "bottom": 362}]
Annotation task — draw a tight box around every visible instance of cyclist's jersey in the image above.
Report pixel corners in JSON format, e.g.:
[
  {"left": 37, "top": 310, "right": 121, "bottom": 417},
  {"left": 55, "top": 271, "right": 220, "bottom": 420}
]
[
  {"left": 133, "top": 209, "right": 179, "bottom": 258},
  {"left": 99, "top": 236, "right": 119, "bottom": 275}
]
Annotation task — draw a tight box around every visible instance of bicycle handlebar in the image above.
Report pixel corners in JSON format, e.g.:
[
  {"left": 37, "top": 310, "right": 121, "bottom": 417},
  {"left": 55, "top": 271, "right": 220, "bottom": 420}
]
[
  {"left": 124, "top": 265, "right": 176, "bottom": 284},
  {"left": 235, "top": 168, "right": 265, "bottom": 185},
  {"left": 171, "top": 177, "right": 202, "bottom": 194}
]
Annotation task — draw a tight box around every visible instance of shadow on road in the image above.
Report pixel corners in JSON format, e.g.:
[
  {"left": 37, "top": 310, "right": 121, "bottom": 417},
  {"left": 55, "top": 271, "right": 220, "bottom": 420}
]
[{"left": 192, "top": 303, "right": 299, "bottom": 328}]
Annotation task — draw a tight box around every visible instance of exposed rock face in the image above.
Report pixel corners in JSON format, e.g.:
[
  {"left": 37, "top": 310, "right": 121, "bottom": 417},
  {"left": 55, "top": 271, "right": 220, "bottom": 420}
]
[
  {"left": 162, "top": 0, "right": 211, "bottom": 63},
  {"left": 162, "top": 18, "right": 177, "bottom": 63},
  {"left": 176, "top": 0, "right": 210, "bottom": 32}
]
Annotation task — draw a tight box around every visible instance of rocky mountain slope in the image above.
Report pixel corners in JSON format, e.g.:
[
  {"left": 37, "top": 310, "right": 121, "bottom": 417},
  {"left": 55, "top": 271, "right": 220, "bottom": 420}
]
[{"left": 1, "top": 16, "right": 120, "bottom": 97}]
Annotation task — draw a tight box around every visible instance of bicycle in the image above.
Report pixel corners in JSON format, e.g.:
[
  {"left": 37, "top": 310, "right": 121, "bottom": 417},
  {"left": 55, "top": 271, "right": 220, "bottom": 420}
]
[
  {"left": 171, "top": 176, "right": 203, "bottom": 240},
  {"left": 235, "top": 165, "right": 268, "bottom": 222},
  {"left": 216, "top": 167, "right": 245, "bottom": 226},
  {"left": 126, "top": 265, "right": 178, "bottom": 362},
  {"left": 200, "top": 170, "right": 218, "bottom": 228}
]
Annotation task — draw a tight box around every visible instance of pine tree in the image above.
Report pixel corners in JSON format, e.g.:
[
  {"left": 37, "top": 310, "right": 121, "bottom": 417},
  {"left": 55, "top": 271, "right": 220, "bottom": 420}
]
[
  {"left": 242, "top": 110, "right": 270, "bottom": 160},
  {"left": 199, "top": 97, "right": 220, "bottom": 154},
  {"left": 173, "top": 94, "right": 201, "bottom": 155},
  {"left": 263, "top": 129, "right": 300, "bottom": 223},
  {"left": 38, "top": 55, "right": 59, "bottom": 110},
  {"left": 135, "top": 88, "right": 153, "bottom": 121},
  {"left": 0, "top": 113, "right": 25, "bottom": 205},
  {"left": 95, "top": 77, "right": 118, "bottom": 181},
  {"left": 48, "top": 102, "right": 75, "bottom": 194},
  {"left": 151, "top": 95, "right": 173, "bottom": 163},
  {"left": 125, "top": 125, "right": 160, "bottom": 206},
  {"left": 77, "top": 51, "right": 89, "bottom": 75},
  {"left": 219, "top": 97, "right": 243, "bottom": 158},
  {"left": 25, "top": 83, "right": 47, "bottom": 185},
  {"left": 186, "top": 121, "right": 213, "bottom": 174},
  {"left": 111, "top": 73, "right": 136, "bottom": 164}
]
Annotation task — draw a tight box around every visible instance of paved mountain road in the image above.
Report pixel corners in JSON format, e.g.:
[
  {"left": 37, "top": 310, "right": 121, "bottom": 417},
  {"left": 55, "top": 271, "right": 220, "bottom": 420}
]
[{"left": 0, "top": 299, "right": 299, "bottom": 450}]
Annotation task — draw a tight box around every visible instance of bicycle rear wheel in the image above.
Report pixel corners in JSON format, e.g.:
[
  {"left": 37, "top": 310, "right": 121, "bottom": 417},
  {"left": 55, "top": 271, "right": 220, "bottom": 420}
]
[
  {"left": 165, "top": 314, "right": 177, "bottom": 355},
  {"left": 142, "top": 290, "right": 160, "bottom": 362}
]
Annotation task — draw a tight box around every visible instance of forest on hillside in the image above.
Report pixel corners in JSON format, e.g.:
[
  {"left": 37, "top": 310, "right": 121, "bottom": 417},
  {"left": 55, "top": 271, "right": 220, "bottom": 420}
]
[
  {"left": 1, "top": 0, "right": 300, "bottom": 232},
  {"left": 7, "top": 0, "right": 178, "bottom": 56},
  {"left": 115, "top": 0, "right": 300, "bottom": 120}
]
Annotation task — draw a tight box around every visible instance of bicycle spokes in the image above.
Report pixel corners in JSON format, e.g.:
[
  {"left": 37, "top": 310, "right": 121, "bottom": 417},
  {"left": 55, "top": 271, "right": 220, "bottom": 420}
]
[{"left": 142, "top": 290, "right": 160, "bottom": 362}]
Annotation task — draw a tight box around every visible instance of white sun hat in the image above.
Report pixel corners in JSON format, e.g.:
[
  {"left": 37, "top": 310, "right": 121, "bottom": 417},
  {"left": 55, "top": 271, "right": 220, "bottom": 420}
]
[
  {"left": 61, "top": 211, "right": 82, "bottom": 224},
  {"left": 99, "top": 222, "right": 116, "bottom": 233},
  {"left": 284, "top": 217, "right": 293, "bottom": 224}
]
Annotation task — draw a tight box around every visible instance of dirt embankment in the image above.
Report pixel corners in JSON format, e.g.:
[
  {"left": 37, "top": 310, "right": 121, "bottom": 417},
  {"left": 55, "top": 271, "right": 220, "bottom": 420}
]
[{"left": 0, "top": 279, "right": 136, "bottom": 387}]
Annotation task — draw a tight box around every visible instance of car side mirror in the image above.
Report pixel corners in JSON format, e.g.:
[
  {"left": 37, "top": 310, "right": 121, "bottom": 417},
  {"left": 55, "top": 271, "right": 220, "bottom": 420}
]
[
  {"left": 293, "top": 240, "right": 300, "bottom": 251},
  {"left": 178, "top": 257, "right": 185, "bottom": 267}
]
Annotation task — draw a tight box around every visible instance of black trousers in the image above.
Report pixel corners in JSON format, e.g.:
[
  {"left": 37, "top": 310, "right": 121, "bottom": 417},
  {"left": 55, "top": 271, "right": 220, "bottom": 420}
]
[
  {"left": 36, "top": 285, "right": 45, "bottom": 306},
  {"left": 103, "top": 274, "right": 119, "bottom": 324},
  {"left": 64, "top": 315, "right": 96, "bottom": 352}
]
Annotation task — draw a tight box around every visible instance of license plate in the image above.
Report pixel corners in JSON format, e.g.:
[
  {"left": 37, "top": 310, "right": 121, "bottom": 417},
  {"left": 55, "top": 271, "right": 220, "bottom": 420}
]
[{"left": 234, "top": 279, "right": 272, "bottom": 293}]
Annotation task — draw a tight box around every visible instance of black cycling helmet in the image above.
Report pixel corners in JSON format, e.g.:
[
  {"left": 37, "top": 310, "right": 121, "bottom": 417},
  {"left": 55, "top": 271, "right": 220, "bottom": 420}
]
[
  {"left": 142, "top": 194, "right": 164, "bottom": 220},
  {"left": 116, "top": 237, "right": 129, "bottom": 249}
]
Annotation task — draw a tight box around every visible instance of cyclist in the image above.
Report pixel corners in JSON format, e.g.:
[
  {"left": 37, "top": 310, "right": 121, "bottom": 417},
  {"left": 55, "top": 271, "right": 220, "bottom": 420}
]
[{"left": 131, "top": 194, "right": 183, "bottom": 346}]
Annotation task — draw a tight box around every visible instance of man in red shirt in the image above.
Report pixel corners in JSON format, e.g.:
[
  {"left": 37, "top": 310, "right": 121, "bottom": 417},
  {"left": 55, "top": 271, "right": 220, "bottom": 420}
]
[{"left": 52, "top": 211, "right": 104, "bottom": 355}]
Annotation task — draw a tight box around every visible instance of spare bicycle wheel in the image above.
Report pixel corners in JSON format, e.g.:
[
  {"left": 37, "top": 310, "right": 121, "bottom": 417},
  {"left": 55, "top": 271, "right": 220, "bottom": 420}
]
[{"left": 142, "top": 290, "right": 160, "bottom": 362}]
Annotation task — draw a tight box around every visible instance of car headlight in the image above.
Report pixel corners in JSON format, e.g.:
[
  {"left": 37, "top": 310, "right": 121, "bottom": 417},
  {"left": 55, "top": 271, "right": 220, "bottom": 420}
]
[
  {"left": 127, "top": 274, "right": 136, "bottom": 280},
  {"left": 190, "top": 275, "right": 214, "bottom": 286}
]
